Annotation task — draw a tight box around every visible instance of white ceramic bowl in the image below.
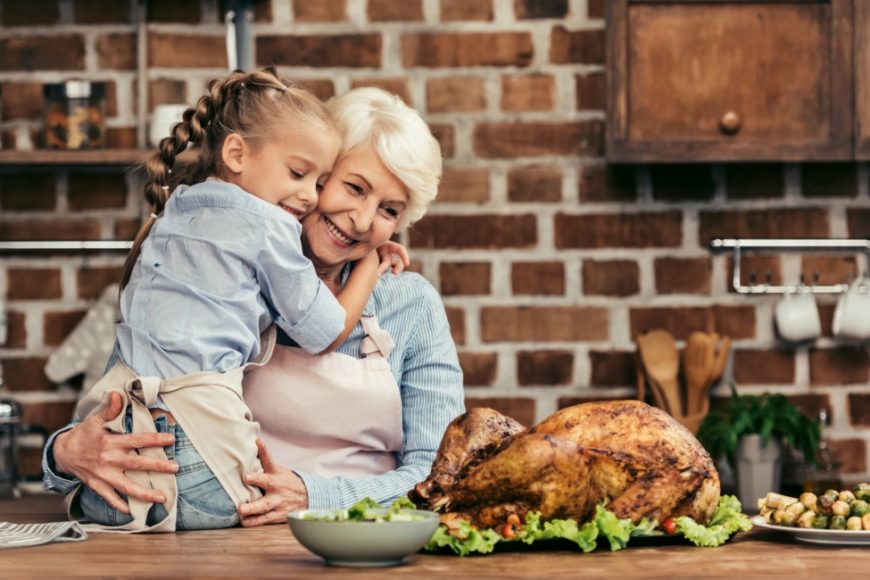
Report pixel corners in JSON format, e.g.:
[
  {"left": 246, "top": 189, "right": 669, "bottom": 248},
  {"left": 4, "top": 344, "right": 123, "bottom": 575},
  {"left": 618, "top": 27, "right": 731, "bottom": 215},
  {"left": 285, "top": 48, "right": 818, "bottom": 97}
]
[{"left": 287, "top": 508, "right": 440, "bottom": 567}]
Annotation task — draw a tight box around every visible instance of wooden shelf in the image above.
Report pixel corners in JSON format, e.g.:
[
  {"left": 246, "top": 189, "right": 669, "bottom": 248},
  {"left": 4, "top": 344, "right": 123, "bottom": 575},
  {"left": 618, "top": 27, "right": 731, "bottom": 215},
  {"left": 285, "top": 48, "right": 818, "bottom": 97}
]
[{"left": 0, "top": 149, "right": 152, "bottom": 165}]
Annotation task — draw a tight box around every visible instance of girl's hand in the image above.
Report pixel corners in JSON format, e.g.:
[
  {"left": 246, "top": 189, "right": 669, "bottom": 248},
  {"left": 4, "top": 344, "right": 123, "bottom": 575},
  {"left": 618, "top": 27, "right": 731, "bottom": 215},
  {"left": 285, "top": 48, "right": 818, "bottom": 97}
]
[
  {"left": 53, "top": 391, "right": 178, "bottom": 514},
  {"left": 376, "top": 241, "right": 410, "bottom": 275},
  {"left": 239, "top": 438, "right": 309, "bottom": 526}
]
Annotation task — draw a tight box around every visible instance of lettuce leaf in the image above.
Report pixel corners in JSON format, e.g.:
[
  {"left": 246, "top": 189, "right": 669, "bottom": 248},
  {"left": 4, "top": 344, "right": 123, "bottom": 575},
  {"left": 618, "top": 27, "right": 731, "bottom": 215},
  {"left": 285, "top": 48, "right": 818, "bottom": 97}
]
[{"left": 423, "top": 495, "right": 751, "bottom": 555}]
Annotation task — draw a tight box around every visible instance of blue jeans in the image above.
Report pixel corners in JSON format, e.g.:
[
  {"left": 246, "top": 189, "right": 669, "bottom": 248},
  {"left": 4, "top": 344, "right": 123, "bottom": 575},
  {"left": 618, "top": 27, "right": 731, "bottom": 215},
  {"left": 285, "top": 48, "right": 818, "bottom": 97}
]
[{"left": 78, "top": 416, "right": 240, "bottom": 530}]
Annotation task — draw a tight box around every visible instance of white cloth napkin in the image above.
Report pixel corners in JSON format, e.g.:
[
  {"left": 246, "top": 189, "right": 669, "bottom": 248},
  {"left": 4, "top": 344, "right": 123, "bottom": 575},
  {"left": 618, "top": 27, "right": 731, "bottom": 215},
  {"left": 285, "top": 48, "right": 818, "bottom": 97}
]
[{"left": 0, "top": 520, "right": 87, "bottom": 549}]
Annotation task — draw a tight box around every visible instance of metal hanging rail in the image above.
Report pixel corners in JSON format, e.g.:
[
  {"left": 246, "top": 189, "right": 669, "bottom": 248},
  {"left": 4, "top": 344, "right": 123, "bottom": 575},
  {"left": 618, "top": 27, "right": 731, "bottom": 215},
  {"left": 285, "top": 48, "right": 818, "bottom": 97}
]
[
  {"left": 0, "top": 241, "right": 132, "bottom": 253},
  {"left": 710, "top": 238, "right": 870, "bottom": 295}
]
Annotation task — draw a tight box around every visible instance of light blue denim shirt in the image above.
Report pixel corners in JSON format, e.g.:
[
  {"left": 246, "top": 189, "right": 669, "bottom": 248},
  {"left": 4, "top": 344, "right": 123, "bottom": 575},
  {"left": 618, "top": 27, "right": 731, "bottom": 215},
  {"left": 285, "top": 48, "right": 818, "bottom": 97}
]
[
  {"left": 44, "top": 269, "right": 466, "bottom": 509},
  {"left": 118, "top": 180, "right": 345, "bottom": 378}
]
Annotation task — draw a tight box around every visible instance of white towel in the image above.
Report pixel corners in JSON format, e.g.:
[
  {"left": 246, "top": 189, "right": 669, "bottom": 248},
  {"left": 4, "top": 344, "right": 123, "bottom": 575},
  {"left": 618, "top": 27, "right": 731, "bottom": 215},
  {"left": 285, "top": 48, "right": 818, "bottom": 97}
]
[{"left": 0, "top": 520, "right": 87, "bottom": 549}]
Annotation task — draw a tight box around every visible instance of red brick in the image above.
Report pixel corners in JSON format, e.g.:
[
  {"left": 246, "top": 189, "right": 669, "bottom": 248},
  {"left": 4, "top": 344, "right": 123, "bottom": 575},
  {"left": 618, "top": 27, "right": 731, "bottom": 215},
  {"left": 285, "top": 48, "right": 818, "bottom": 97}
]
[
  {"left": 114, "top": 218, "right": 142, "bottom": 241},
  {"left": 481, "top": 307, "right": 608, "bottom": 342},
  {"left": 802, "top": 163, "right": 858, "bottom": 198},
  {"left": 350, "top": 78, "right": 411, "bottom": 104},
  {"left": 97, "top": 33, "right": 135, "bottom": 70},
  {"left": 474, "top": 121, "right": 603, "bottom": 158},
  {"left": 149, "top": 79, "right": 187, "bottom": 111},
  {"left": 427, "top": 77, "right": 485, "bottom": 113},
  {"left": 148, "top": 0, "right": 200, "bottom": 22},
  {"left": 77, "top": 267, "right": 123, "bottom": 300},
  {"left": 0, "top": 220, "right": 102, "bottom": 242},
  {"left": 409, "top": 215, "right": 536, "bottom": 249},
  {"left": 293, "top": 0, "right": 346, "bottom": 21},
  {"left": 654, "top": 257, "right": 712, "bottom": 295},
  {"left": 441, "top": 0, "right": 492, "bottom": 21},
  {"left": 726, "top": 164, "right": 784, "bottom": 199},
  {"left": 501, "top": 74, "right": 555, "bottom": 112},
  {"left": 258, "top": 34, "right": 381, "bottom": 68},
  {"left": 438, "top": 167, "right": 489, "bottom": 203},
  {"left": 583, "top": 260, "right": 639, "bottom": 297},
  {"left": 699, "top": 208, "right": 829, "bottom": 243},
  {"left": 787, "top": 393, "right": 832, "bottom": 424},
  {"left": 550, "top": 26, "right": 604, "bottom": 65},
  {"left": 827, "top": 438, "right": 867, "bottom": 474},
  {"left": 4, "top": 311, "right": 27, "bottom": 348},
  {"left": 1, "top": 82, "right": 43, "bottom": 120},
  {"left": 579, "top": 163, "right": 636, "bottom": 202},
  {"left": 1, "top": 0, "right": 58, "bottom": 25},
  {"left": 848, "top": 394, "right": 870, "bottom": 427},
  {"left": 556, "top": 211, "right": 681, "bottom": 249},
  {"left": 106, "top": 127, "right": 138, "bottom": 149},
  {"left": 430, "top": 123, "right": 455, "bottom": 158},
  {"left": 150, "top": 33, "right": 227, "bottom": 68},
  {"left": 104, "top": 81, "right": 119, "bottom": 117},
  {"left": 465, "top": 397, "right": 536, "bottom": 427},
  {"left": 1, "top": 357, "right": 53, "bottom": 391},
  {"left": 44, "top": 310, "right": 87, "bottom": 347},
  {"left": 576, "top": 72, "right": 605, "bottom": 111},
  {"left": 588, "top": 0, "right": 605, "bottom": 18},
  {"left": 809, "top": 348, "right": 870, "bottom": 385},
  {"left": 590, "top": 350, "right": 636, "bottom": 387},
  {"left": 68, "top": 173, "right": 128, "bottom": 211},
  {"left": 368, "top": 0, "right": 423, "bottom": 21},
  {"left": 0, "top": 172, "right": 56, "bottom": 211},
  {"left": 446, "top": 307, "right": 465, "bottom": 345},
  {"left": 20, "top": 400, "right": 77, "bottom": 433},
  {"left": 507, "top": 165, "right": 562, "bottom": 203},
  {"left": 0, "top": 36, "right": 85, "bottom": 71},
  {"left": 732, "top": 349, "right": 795, "bottom": 385},
  {"left": 629, "top": 306, "right": 755, "bottom": 341},
  {"left": 440, "top": 262, "right": 491, "bottom": 296},
  {"left": 847, "top": 208, "right": 870, "bottom": 239},
  {"left": 73, "top": 0, "right": 131, "bottom": 23},
  {"left": 402, "top": 32, "right": 533, "bottom": 67},
  {"left": 818, "top": 303, "right": 836, "bottom": 338},
  {"left": 515, "top": 0, "right": 568, "bottom": 19},
  {"left": 517, "top": 350, "right": 573, "bottom": 385},
  {"left": 459, "top": 352, "right": 497, "bottom": 386},
  {"left": 6, "top": 268, "right": 62, "bottom": 300},
  {"left": 727, "top": 255, "right": 782, "bottom": 292},
  {"left": 651, "top": 164, "right": 715, "bottom": 201},
  {"left": 511, "top": 261, "right": 564, "bottom": 296},
  {"left": 801, "top": 255, "right": 858, "bottom": 287},
  {"left": 297, "top": 79, "right": 335, "bottom": 101}
]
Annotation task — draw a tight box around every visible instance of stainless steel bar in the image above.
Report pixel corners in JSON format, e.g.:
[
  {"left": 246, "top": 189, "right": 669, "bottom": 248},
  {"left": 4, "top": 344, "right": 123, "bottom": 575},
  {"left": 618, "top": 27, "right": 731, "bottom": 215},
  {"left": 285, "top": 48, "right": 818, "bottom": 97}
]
[
  {"left": 0, "top": 241, "right": 132, "bottom": 253},
  {"left": 711, "top": 238, "right": 870, "bottom": 251}
]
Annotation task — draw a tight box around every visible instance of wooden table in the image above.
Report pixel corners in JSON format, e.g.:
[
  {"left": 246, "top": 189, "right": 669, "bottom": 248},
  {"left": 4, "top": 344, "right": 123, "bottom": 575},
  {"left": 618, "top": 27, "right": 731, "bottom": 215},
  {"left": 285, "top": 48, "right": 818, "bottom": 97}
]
[{"left": 2, "top": 493, "right": 868, "bottom": 579}]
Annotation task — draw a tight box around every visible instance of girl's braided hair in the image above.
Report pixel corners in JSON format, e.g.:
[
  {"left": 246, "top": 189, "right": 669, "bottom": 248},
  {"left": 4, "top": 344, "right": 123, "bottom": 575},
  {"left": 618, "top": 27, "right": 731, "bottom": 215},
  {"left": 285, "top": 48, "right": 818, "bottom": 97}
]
[{"left": 120, "top": 68, "right": 334, "bottom": 290}]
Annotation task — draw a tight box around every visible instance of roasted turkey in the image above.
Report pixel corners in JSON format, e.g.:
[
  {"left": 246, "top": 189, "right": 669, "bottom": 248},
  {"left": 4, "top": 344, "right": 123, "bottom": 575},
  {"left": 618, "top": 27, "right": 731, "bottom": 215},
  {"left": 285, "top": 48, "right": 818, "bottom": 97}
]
[{"left": 410, "top": 400, "right": 720, "bottom": 530}]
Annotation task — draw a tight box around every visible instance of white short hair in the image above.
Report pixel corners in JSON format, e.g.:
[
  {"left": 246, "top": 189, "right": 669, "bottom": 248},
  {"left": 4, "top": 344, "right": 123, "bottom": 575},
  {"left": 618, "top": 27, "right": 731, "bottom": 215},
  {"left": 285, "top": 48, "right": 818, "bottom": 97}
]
[{"left": 327, "top": 87, "right": 442, "bottom": 231}]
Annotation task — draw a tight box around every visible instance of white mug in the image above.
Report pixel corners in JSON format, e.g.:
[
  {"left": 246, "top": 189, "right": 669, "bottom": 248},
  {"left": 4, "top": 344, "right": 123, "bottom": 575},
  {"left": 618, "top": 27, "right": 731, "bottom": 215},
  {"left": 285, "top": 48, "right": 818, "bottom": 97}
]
[
  {"left": 832, "top": 279, "right": 870, "bottom": 340},
  {"left": 149, "top": 104, "right": 189, "bottom": 147},
  {"left": 775, "top": 289, "right": 821, "bottom": 342}
]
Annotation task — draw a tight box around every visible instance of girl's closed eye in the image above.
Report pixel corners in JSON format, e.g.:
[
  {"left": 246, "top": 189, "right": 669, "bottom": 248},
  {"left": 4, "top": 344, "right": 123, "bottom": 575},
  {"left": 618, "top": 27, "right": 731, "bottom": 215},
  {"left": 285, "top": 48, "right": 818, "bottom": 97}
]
[{"left": 290, "top": 168, "right": 305, "bottom": 179}]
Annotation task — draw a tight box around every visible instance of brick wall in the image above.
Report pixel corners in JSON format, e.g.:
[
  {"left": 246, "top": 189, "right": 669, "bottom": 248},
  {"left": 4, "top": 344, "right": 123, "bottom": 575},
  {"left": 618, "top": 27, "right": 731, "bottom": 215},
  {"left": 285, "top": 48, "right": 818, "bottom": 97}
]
[{"left": 1, "top": 0, "right": 869, "bottom": 482}]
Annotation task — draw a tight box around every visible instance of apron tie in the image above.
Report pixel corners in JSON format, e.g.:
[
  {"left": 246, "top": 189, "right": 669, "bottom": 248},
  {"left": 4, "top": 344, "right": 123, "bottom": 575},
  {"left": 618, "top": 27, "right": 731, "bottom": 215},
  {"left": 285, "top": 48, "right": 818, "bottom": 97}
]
[{"left": 360, "top": 316, "right": 395, "bottom": 359}]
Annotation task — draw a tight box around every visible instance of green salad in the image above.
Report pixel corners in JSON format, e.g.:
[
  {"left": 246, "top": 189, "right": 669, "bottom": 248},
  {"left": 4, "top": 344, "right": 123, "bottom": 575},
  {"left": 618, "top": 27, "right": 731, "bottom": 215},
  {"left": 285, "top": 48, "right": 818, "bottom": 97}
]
[
  {"left": 303, "top": 497, "right": 425, "bottom": 523},
  {"left": 424, "top": 495, "right": 752, "bottom": 556}
]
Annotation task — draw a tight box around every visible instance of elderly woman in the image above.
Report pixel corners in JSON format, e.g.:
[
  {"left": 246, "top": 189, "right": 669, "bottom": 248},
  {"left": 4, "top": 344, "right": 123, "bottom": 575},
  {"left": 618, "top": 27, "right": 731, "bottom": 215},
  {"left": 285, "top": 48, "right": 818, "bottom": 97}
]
[{"left": 42, "top": 87, "right": 465, "bottom": 527}]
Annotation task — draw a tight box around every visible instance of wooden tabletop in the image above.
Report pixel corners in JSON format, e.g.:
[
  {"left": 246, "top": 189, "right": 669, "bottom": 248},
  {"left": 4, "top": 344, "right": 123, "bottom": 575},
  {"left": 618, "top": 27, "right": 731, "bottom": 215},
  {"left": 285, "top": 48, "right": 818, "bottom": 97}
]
[{"left": 2, "top": 493, "right": 869, "bottom": 579}]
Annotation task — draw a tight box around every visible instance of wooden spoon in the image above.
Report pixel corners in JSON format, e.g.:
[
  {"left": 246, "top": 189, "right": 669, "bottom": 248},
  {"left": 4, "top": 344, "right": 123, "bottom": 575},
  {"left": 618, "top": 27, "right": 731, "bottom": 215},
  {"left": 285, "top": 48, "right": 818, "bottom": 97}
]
[
  {"left": 637, "top": 330, "right": 682, "bottom": 417},
  {"left": 683, "top": 332, "right": 715, "bottom": 416},
  {"left": 698, "top": 335, "right": 731, "bottom": 409}
]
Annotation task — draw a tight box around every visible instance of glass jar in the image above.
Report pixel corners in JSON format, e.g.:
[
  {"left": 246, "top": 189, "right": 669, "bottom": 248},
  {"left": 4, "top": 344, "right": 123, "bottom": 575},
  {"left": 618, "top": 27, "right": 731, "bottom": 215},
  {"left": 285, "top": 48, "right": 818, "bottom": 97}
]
[{"left": 42, "top": 81, "right": 106, "bottom": 150}]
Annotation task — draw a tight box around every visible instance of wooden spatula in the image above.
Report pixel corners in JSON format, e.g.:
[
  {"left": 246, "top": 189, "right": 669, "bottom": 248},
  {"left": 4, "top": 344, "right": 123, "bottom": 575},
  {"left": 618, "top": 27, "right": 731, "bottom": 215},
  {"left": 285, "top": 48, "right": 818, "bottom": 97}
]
[
  {"left": 683, "top": 332, "right": 715, "bottom": 416},
  {"left": 637, "top": 330, "right": 682, "bottom": 416}
]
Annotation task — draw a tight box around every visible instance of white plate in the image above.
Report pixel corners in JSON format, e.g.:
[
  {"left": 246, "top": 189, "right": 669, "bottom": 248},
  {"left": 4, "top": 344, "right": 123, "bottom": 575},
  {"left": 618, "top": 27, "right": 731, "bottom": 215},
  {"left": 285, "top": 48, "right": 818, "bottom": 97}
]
[{"left": 751, "top": 515, "right": 870, "bottom": 546}]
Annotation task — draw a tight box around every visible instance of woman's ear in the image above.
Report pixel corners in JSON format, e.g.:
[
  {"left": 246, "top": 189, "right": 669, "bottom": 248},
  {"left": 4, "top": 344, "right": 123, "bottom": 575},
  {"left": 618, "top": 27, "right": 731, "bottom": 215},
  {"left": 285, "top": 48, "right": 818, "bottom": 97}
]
[{"left": 222, "top": 133, "right": 246, "bottom": 174}]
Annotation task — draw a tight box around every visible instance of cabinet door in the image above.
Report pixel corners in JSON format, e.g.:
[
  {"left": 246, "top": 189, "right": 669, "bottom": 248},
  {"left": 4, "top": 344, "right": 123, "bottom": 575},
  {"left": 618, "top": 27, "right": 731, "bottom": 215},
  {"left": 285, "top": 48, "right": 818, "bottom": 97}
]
[
  {"left": 607, "top": 0, "right": 853, "bottom": 162},
  {"left": 855, "top": 0, "right": 870, "bottom": 159}
]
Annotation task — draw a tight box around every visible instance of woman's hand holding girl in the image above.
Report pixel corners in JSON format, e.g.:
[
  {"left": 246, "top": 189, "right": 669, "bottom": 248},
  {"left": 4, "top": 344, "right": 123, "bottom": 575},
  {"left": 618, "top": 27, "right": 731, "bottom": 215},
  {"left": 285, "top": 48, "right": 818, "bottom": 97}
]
[{"left": 239, "top": 438, "right": 309, "bottom": 526}]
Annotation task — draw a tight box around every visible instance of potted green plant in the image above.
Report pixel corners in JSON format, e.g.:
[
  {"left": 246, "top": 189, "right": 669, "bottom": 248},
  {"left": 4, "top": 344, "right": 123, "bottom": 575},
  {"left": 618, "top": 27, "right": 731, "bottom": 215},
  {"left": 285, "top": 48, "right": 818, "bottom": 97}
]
[{"left": 697, "top": 385, "right": 821, "bottom": 510}]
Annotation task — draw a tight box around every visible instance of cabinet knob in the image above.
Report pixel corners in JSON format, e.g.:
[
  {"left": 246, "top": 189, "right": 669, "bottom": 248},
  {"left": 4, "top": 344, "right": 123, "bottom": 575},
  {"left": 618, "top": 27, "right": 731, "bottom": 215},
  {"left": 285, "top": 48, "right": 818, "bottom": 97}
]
[{"left": 719, "top": 111, "right": 741, "bottom": 135}]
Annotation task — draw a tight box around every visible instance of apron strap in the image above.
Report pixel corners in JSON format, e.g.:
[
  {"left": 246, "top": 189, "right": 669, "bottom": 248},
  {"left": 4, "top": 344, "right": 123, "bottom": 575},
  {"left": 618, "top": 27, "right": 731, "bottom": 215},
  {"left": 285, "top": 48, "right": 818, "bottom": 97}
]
[{"left": 360, "top": 315, "right": 395, "bottom": 359}]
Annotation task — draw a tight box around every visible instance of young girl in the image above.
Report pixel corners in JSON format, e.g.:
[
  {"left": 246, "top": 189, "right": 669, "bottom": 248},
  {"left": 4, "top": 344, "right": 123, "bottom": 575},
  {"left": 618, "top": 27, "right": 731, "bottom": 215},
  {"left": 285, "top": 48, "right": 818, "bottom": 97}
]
[{"left": 63, "top": 69, "right": 406, "bottom": 532}]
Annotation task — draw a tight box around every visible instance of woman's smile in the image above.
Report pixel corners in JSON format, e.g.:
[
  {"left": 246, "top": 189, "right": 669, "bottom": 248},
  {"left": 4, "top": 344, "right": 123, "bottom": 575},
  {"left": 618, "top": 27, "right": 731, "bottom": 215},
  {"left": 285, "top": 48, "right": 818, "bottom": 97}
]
[{"left": 324, "top": 217, "right": 356, "bottom": 246}]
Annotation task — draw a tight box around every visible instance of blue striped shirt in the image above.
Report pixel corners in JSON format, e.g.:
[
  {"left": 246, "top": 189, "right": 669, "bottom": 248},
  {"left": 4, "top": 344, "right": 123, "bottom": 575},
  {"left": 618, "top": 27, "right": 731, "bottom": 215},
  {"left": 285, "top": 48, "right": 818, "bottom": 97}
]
[{"left": 288, "top": 269, "right": 465, "bottom": 508}]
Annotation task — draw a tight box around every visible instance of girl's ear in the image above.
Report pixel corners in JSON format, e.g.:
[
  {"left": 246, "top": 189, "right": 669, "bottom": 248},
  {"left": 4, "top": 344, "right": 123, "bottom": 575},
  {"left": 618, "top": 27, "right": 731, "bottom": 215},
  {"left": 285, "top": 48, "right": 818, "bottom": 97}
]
[{"left": 222, "top": 133, "right": 246, "bottom": 174}]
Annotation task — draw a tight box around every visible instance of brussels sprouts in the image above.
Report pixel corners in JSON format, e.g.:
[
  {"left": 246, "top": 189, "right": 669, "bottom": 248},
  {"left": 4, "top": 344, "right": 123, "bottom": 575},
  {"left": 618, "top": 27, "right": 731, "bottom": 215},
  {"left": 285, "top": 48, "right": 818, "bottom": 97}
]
[
  {"left": 797, "top": 510, "right": 816, "bottom": 528},
  {"left": 785, "top": 501, "right": 806, "bottom": 519},
  {"left": 846, "top": 516, "right": 863, "bottom": 531},
  {"left": 830, "top": 515, "right": 847, "bottom": 530},
  {"left": 838, "top": 490, "right": 856, "bottom": 504},
  {"left": 831, "top": 500, "right": 851, "bottom": 517},
  {"left": 850, "top": 499, "right": 869, "bottom": 518},
  {"left": 862, "top": 513, "right": 870, "bottom": 531},
  {"left": 812, "top": 514, "right": 829, "bottom": 529},
  {"left": 799, "top": 492, "right": 818, "bottom": 511}
]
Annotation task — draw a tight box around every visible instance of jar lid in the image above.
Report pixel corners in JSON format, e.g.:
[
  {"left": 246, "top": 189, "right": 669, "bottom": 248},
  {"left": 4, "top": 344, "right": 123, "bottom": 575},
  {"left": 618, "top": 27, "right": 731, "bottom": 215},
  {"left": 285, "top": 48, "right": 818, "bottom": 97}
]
[
  {"left": 43, "top": 80, "right": 106, "bottom": 100},
  {"left": 0, "top": 399, "right": 22, "bottom": 424}
]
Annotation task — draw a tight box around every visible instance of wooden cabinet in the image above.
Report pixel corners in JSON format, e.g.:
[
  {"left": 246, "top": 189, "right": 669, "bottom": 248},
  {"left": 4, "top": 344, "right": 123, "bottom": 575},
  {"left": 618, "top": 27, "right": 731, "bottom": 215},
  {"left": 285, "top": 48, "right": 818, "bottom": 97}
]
[{"left": 606, "top": 0, "right": 853, "bottom": 162}]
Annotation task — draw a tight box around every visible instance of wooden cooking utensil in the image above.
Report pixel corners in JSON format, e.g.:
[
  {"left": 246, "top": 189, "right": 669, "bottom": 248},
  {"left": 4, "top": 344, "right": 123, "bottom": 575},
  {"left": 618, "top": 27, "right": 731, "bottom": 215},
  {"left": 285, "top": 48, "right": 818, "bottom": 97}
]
[
  {"left": 698, "top": 335, "right": 731, "bottom": 408},
  {"left": 683, "top": 332, "right": 715, "bottom": 416},
  {"left": 637, "top": 330, "right": 682, "bottom": 416},
  {"left": 635, "top": 345, "right": 668, "bottom": 411}
]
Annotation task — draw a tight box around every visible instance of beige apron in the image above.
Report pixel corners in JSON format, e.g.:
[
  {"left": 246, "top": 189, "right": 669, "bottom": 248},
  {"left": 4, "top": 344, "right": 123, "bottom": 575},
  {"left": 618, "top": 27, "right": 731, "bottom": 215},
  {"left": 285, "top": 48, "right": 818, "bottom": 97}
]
[
  {"left": 65, "top": 327, "right": 276, "bottom": 533},
  {"left": 243, "top": 316, "right": 403, "bottom": 477}
]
